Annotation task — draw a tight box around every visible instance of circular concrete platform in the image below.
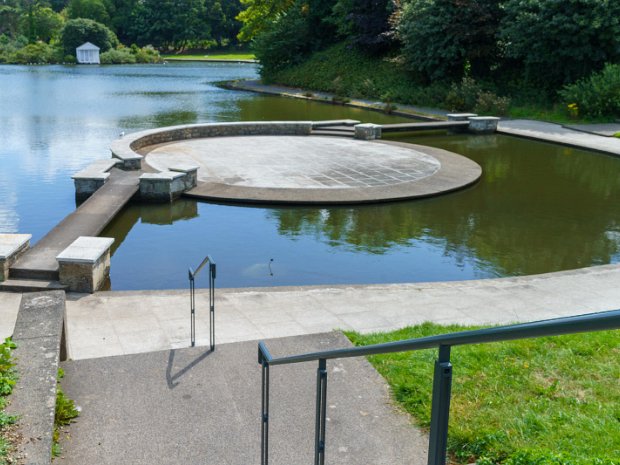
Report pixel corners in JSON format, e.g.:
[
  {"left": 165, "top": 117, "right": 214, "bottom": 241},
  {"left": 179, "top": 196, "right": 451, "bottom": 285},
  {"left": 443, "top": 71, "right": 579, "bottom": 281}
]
[{"left": 141, "top": 135, "right": 481, "bottom": 204}]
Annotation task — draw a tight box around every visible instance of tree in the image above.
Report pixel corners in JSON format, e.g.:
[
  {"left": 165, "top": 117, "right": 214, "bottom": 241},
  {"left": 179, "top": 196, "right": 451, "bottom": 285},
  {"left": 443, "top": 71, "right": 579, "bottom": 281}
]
[
  {"left": 19, "top": 5, "right": 64, "bottom": 42},
  {"left": 66, "top": 0, "right": 112, "bottom": 27},
  {"left": 0, "top": 3, "right": 21, "bottom": 37},
  {"left": 398, "top": 0, "right": 503, "bottom": 82},
  {"left": 331, "top": 0, "right": 399, "bottom": 55},
  {"left": 204, "top": 0, "right": 242, "bottom": 45},
  {"left": 126, "top": 0, "right": 207, "bottom": 48},
  {"left": 236, "top": 0, "right": 293, "bottom": 42},
  {"left": 60, "top": 17, "right": 118, "bottom": 54},
  {"left": 500, "top": 0, "right": 620, "bottom": 89}
]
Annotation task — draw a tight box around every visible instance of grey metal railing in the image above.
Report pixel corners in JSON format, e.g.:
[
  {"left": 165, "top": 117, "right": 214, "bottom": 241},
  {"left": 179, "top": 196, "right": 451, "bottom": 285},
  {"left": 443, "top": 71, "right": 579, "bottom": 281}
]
[
  {"left": 257, "top": 309, "right": 620, "bottom": 465},
  {"left": 188, "top": 255, "right": 216, "bottom": 349}
]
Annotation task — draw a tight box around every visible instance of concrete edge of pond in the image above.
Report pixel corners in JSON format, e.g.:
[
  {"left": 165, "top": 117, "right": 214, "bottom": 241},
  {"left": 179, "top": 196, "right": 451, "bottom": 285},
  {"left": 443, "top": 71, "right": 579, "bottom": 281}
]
[{"left": 60, "top": 262, "right": 620, "bottom": 360}]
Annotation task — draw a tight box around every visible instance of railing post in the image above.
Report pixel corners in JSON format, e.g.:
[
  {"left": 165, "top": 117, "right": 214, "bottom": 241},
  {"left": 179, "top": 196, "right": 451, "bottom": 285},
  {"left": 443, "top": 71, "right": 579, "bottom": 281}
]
[
  {"left": 261, "top": 359, "right": 270, "bottom": 465},
  {"left": 189, "top": 270, "right": 195, "bottom": 348},
  {"left": 427, "top": 345, "right": 452, "bottom": 465},
  {"left": 209, "top": 262, "right": 216, "bottom": 351},
  {"left": 315, "top": 358, "right": 328, "bottom": 465}
]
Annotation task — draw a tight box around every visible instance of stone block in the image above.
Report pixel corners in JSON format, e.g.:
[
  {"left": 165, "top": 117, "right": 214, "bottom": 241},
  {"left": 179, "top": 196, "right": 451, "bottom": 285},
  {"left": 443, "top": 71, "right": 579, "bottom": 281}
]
[
  {"left": 170, "top": 164, "right": 199, "bottom": 191},
  {"left": 139, "top": 171, "right": 187, "bottom": 202},
  {"left": 0, "top": 234, "right": 32, "bottom": 281},
  {"left": 72, "top": 159, "right": 120, "bottom": 198},
  {"left": 468, "top": 116, "right": 500, "bottom": 134},
  {"left": 354, "top": 123, "right": 382, "bottom": 140},
  {"left": 57, "top": 236, "right": 114, "bottom": 293}
]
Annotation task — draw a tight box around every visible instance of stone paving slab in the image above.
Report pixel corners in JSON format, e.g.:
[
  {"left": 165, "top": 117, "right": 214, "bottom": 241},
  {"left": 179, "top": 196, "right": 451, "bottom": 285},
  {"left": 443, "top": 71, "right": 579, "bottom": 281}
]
[
  {"left": 64, "top": 264, "right": 620, "bottom": 360},
  {"left": 0, "top": 291, "right": 22, "bottom": 339},
  {"left": 498, "top": 120, "right": 620, "bottom": 156},
  {"left": 59, "top": 332, "right": 427, "bottom": 465},
  {"left": 144, "top": 137, "right": 481, "bottom": 204}
]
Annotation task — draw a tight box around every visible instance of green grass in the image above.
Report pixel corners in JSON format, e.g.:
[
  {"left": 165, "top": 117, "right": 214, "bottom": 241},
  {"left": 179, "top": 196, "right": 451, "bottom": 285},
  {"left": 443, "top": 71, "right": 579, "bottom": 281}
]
[
  {"left": 0, "top": 338, "right": 17, "bottom": 465},
  {"left": 162, "top": 52, "right": 255, "bottom": 61},
  {"left": 53, "top": 368, "right": 79, "bottom": 457},
  {"left": 614, "top": 132, "right": 620, "bottom": 138},
  {"left": 346, "top": 324, "right": 620, "bottom": 465}
]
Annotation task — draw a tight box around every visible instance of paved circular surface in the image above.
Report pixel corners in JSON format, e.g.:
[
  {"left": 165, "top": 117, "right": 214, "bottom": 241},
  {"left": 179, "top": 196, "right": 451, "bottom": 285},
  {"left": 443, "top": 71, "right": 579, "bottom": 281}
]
[{"left": 142, "top": 135, "right": 481, "bottom": 204}]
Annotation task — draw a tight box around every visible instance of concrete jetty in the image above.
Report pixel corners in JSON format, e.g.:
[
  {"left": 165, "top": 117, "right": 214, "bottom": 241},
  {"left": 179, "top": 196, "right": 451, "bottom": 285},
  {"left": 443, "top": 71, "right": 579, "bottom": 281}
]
[{"left": 6, "top": 169, "right": 139, "bottom": 285}]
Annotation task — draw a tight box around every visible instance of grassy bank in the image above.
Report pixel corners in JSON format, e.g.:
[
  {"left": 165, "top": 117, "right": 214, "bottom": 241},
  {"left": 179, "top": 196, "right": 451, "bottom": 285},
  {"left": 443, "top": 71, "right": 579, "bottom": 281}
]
[
  {"left": 266, "top": 43, "right": 611, "bottom": 123},
  {"left": 0, "top": 339, "right": 17, "bottom": 465},
  {"left": 347, "top": 323, "right": 620, "bottom": 465},
  {"left": 163, "top": 51, "right": 255, "bottom": 61}
]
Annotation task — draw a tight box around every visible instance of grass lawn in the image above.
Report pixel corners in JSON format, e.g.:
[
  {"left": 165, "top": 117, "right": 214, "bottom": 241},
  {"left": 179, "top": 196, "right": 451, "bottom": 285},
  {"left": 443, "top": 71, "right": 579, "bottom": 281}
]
[
  {"left": 162, "top": 52, "right": 255, "bottom": 61},
  {"left": 347, "top": 323, "right": 620, "bottom": 465}
]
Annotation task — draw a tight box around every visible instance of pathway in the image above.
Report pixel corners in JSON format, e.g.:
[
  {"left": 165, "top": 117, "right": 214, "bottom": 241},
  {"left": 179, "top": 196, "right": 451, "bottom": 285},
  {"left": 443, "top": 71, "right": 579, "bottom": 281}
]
[
  {"left": 65, "top": 263, "right": 620, "bottom": 360},
  {"left": 59, "top": 332, "right": 427, "bottom": 465},
  {"left": 498, "top": 120, "right": 620, "bottom": 156}
]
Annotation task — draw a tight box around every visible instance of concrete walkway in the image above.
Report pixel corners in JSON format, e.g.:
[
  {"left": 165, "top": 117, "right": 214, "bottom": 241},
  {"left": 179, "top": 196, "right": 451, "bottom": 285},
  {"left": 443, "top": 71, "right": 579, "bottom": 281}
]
[
  {"left": 10, "top": 169, "right": 140, "bottom": 280},
  {"left": 496, "top": 120, "right": 620, "bottom": 156},
  {"left": 60, "top": 332, "right": 427, "bottom": 465},
  {"left": 65, "top": 263, "right": 620, "bottom": 360}
]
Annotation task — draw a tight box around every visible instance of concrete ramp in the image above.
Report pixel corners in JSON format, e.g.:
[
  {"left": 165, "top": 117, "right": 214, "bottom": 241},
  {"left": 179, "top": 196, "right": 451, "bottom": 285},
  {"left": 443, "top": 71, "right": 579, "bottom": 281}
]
[{"left": 59, "top": 332, "right": 427, "bottom": 465}]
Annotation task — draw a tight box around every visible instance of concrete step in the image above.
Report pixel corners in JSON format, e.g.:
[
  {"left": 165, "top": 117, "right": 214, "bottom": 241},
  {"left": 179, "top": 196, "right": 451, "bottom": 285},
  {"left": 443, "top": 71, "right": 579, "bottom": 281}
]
[
  {"left": 0, "top": 278, "right": 67, "bottom": 293},
  {"left": 8, "top": 266, "right": 59, "bottom": 281},
  {"left": 311, "top": 130, "right": 355, "bottom": 137}
]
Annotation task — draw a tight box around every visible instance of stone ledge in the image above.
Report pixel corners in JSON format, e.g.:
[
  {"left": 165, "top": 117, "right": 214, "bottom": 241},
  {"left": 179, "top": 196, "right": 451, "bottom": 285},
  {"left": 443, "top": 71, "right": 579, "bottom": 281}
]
[
  {"left": 72, "top": 159, "right": 122, "bottom": 198},
  {"left": 57, "top": 237, "right": 114, "bottom": 293},
  {"left": 7, "top": 291, "right": 66, "bottom": 465},
  {"left": 468, "top": 116, "right": 500, "bottom": 134},
  {"left": 0, "top": 234, "right": 32, "bottom": 281},
  {"left": 139, "top": 167, "right": 198, "bottom": 202}
]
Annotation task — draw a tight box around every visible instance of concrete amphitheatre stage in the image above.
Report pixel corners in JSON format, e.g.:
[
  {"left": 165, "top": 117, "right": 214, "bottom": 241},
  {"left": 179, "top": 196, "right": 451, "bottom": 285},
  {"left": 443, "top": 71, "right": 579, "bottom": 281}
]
[{"left": 112, "top": 120, "right": 482, "bottom": 204}]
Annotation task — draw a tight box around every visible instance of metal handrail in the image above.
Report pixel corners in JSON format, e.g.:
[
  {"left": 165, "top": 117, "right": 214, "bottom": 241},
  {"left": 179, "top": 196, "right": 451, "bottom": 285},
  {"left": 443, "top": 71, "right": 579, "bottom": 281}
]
[
  {"left": 257, "top": 309, "right": 620, "bottom": 465},
  {"left": 188, "top": 255, "right": 216, "bottom": 349}
]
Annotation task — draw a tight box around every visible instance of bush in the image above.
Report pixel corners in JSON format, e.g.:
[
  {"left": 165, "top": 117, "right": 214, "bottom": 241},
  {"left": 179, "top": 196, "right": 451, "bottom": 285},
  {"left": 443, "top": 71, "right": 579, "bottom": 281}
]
[
  {"left": 11, "top": 41, "right": 60, "bottom": 64},
  {"left": 444, "top": 77, "right": 510, "bottom": 115},
  {"left": 100, "top": 47, "right": 136, "bottom": 64},
  {"left": 61, "top": 18, "right": 118, "bottom": 56},
  {"left": 559, "top": 64, "right": 620, "bottom": 119},
  {"left": 131, "top": 44, "right": 162, "bottom": 63}
]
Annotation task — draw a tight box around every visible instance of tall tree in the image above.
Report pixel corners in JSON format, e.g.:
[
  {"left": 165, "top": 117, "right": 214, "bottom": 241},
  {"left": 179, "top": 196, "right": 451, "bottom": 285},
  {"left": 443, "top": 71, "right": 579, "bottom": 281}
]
[
  {"left": 66, "top": 0, "right": 112, "bottom": 27},
  {"left": 236, "top": 0, "right": 293, "bottom": 42}
]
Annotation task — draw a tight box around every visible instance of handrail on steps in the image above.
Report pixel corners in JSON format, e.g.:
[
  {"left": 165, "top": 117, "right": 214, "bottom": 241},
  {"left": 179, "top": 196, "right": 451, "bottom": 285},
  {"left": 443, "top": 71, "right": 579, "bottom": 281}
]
[
  {"left": 257, "top": 309, "right": 620, "bottom": 465},
  {"left": 188, "top": 255, "right": 216, "bottom": 349}
]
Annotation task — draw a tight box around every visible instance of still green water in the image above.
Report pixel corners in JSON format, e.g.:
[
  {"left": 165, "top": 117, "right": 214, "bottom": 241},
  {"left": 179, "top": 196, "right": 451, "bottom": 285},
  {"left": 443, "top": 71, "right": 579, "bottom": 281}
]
[{"left": 2, "top": 63, "right": 620, "bottom": 289}]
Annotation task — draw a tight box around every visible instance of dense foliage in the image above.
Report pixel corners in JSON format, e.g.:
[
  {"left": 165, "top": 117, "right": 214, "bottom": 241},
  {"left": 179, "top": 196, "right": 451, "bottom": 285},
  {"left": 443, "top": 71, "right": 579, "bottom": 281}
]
[
  {"left": 560, "top": 64, "right": 620, "bottom": 118},
  {"left": 0, "top": 0, "right": 245, "bottom": 64},
  {"left": 0, "top": 338, "right": 17, "bottom": 465},
  {"left": 244, "top": 0, "right": 620, "bottom": 117}
]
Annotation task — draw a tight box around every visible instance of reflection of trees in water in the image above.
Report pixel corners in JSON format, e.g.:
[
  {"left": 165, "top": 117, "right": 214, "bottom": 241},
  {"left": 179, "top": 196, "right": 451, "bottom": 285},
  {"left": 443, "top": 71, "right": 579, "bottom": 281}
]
[{"left": 270, "top": 135, "right": 620, "bottom": 277}]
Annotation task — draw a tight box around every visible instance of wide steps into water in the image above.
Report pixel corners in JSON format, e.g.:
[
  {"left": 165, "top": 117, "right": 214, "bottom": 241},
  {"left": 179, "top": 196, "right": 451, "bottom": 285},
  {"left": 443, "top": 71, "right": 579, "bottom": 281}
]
[
  {"left": 381, "top": 121, "right": 469, "bottom": 132},
  {"left": 10, "top": 168, "right": 140, "bottom": 280},
  {"left": 311, "top": 129, "right": 355, "bottom": 137},
  {"left": 0, "top": 278, "right": 67, "bottom": 293}
]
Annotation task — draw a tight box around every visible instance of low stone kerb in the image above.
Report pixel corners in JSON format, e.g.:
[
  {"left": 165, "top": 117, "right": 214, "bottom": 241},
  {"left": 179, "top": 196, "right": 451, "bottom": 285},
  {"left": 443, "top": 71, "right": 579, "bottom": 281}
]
[{"left": 0, "top": 234, "right": 32, "bottom": 259}]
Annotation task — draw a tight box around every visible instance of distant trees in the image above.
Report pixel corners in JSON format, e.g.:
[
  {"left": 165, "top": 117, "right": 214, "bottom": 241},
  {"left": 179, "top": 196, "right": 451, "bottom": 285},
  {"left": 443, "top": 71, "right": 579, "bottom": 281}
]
[{"left": 245, "top": 0, "right": 620, "bottom": 100}]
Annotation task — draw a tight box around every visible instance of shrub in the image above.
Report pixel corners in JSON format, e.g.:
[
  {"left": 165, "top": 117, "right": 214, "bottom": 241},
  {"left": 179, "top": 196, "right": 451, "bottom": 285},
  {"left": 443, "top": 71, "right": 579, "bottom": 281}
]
[
  {"left": 11, "top": 41, "right": 60, "bottom": 64},
  {"left": 61, "top": 18, "right": 118, "bottom": 56},
  {"left": 559, "top": 64, "right": 620, "bottom": 118},
  {"left": 100, "top": 47, "right": 136, "bottom": 64},
  {"left": 445, "top": 77, "right": 510, "bottom": 115},
  {"left": 132, "top": 44, "right": 162, "bottom": 63}
]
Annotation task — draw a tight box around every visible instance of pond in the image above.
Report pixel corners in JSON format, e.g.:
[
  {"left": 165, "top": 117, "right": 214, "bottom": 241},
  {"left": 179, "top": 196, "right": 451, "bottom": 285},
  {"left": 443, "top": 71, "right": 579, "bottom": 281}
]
[{"left": 2, "top": 63, "right": 620, "bottom": 290}]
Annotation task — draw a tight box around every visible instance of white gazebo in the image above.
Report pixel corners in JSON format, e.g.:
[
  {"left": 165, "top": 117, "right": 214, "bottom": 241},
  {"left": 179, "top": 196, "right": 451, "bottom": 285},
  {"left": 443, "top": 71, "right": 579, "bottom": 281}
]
[{"left": 76, "top": 42, "right": 100, "bottom": 64}]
